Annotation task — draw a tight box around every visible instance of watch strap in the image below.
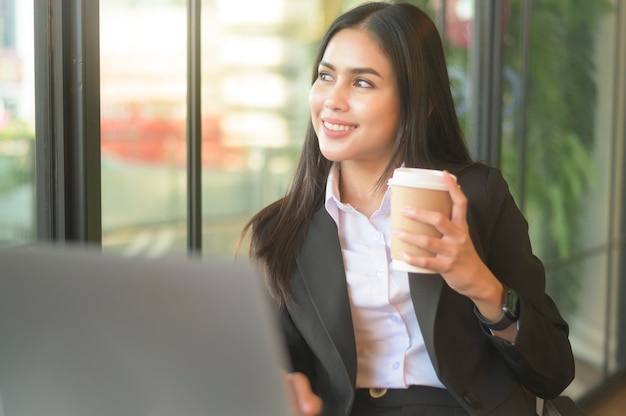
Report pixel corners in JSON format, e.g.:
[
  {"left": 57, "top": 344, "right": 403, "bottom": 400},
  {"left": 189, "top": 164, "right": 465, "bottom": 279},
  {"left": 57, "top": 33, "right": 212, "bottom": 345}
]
[{"left": 474, "top": 285, "right": 520, "bottom": 331}]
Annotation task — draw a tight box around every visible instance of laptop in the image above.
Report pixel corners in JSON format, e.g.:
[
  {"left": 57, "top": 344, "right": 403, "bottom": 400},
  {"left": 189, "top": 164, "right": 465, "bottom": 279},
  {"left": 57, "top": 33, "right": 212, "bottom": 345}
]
[{"left": 0, "top": 244, "right": 294, "bottom": 416}]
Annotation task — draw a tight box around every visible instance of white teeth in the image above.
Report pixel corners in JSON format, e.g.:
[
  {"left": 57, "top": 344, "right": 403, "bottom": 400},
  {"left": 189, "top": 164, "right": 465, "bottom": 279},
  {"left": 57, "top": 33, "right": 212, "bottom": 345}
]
[{"left": 324, "top": 121, "right": 355, "bottom": 131}]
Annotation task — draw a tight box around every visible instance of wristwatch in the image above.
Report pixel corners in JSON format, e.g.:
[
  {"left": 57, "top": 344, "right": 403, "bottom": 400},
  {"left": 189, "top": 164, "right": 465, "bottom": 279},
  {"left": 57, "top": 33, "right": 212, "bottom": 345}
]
[{"left": 474, "top": 285, "right": 520, "bottom": 331}]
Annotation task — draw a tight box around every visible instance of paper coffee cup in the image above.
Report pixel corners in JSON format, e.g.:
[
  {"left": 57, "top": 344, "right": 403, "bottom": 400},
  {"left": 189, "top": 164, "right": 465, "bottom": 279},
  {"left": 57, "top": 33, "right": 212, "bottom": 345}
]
[{"left": 388, "top": 168, "right": 456, "bottom": 274}]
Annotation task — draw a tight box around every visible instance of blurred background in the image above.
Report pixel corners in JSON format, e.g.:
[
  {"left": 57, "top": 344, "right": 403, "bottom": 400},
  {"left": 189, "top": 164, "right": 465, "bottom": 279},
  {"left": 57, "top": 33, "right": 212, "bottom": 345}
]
[{"left": 1, "top": 0, "right": 625, "bottom": 410}]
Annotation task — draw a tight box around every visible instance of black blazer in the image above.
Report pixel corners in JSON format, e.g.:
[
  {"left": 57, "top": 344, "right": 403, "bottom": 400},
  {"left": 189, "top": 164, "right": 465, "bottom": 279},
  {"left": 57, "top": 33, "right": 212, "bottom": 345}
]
[{"left": 278, "top": 163, "right": 574, "bottom": 415}]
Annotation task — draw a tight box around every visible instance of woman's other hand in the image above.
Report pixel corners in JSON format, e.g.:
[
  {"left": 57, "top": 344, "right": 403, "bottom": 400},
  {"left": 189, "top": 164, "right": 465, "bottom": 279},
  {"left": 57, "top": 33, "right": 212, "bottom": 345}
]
[{"left": 287, "top": 372, "right": 323, "bottom": 416}]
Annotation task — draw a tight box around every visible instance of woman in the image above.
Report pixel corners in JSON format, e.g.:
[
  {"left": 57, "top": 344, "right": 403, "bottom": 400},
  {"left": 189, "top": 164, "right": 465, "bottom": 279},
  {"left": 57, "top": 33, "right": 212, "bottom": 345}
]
[{"left": 241, "top": 2, "right": 574, "bottom": 415}]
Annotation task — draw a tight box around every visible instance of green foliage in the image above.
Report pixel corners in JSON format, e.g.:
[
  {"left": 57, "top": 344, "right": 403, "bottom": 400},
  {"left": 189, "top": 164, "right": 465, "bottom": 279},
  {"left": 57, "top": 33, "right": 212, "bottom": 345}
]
[
  {"left": 0, "top": 119, "right": 35, "bottom": 141},
  {"left": 501, "top": 0, "right": 612, "bottom": 314},
  {"left": 0, "top": 119, "right": 35, "bottom": 194}
]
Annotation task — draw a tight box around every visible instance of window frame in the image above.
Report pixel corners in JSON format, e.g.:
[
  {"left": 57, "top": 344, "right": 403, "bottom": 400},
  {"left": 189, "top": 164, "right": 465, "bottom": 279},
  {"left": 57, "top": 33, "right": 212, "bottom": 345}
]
[{"left": 34, "top": 0, "right": 102, "bottom": 243}]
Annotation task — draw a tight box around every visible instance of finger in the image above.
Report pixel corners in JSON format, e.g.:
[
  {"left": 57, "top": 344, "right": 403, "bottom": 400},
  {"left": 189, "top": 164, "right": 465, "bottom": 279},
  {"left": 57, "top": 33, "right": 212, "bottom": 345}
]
[
  {"left": 394, "top": 228, "right": 455, "bottom": 259},
  {"left": 399, "top": 207, "right": 457, "bottom": 237},
  {"left": 442, "top": 171, "right": 467, "bottom": 225},
  {"left": 398, "top": 250, "right": 452, "bottom": 274}
]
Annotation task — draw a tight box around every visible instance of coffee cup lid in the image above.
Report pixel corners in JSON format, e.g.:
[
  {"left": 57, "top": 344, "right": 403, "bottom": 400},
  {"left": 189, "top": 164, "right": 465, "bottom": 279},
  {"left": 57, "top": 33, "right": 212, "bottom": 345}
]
[{"left": 387, "top": 168, "right": 456, "bottom": 190}]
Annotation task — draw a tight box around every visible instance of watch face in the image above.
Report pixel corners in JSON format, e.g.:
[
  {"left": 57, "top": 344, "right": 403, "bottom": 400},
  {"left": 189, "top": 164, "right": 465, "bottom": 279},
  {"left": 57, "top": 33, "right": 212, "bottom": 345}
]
[{"left": 503, "top": 288, "right": 520, "bottom": 320}]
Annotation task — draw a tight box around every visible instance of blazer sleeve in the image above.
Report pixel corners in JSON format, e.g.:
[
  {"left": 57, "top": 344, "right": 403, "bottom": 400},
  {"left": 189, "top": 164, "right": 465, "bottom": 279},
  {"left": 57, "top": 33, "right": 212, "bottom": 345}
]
[{"left": 461, "top": 165, "right": 575, "bottom": 399}]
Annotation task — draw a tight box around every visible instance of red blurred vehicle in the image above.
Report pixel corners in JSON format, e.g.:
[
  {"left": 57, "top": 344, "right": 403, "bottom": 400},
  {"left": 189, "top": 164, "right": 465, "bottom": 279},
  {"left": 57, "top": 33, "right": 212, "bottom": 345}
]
[{"left": 101, "top": 102, "right": 245, "bottom": 169}]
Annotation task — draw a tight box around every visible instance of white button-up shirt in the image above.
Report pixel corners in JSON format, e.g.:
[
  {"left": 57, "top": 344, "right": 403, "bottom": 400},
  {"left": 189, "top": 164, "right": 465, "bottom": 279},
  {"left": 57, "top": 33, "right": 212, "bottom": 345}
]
[{"left": 324, "top": 163, "right": 445, "bottom": 389}]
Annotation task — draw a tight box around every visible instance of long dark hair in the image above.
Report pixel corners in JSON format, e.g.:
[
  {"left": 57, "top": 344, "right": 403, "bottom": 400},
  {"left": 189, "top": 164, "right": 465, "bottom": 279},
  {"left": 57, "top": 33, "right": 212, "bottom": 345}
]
[{"left": 240, "top": 2, "right": 471, "bottom": 306}]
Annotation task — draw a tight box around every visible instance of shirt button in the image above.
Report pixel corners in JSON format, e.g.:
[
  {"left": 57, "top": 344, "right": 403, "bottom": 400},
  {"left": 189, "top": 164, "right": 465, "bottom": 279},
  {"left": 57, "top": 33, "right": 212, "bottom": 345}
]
[
  {"left": 369, "top": 388, "right": 387, "bottom": 398},
  {"left": 371, "top": 231, "right": 382, "bottom": 241},
  {"left": 376, "top": 270, "right": 385, "bottom": 277},
  {"left": 392, "top": 362, "right": 400, "bottom": 370},
  {"left": 389, "top": 315, "right": 399, "bottom": 323}
]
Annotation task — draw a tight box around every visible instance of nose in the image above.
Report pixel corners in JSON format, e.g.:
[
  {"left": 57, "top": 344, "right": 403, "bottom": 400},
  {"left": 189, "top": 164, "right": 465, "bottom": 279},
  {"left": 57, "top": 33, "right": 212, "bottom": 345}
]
[{"left": 324, "top": 84, "right": 347, "bottom": 111}]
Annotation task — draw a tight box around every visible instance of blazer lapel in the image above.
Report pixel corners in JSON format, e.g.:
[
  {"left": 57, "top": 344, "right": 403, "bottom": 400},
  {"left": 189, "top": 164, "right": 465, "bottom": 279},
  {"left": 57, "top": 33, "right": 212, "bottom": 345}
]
[
  {"left": 408, "top": 272, "right": 444, "bottom": 375},
  {"left": 292, "top": 208, "right": 357, "bottom": 384}
]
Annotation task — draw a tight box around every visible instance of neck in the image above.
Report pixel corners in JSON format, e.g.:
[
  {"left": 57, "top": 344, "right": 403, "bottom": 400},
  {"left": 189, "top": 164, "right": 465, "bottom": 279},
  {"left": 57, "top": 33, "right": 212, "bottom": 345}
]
[{"left": 338, "top": 163, "right": 389, "bottom": 216}]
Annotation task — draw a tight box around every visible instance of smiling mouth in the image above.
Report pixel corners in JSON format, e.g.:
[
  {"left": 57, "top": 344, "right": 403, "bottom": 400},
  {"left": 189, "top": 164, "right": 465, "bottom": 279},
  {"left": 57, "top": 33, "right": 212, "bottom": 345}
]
[{"left": 323, "top": 121, "right": 357, "bottom": 132}]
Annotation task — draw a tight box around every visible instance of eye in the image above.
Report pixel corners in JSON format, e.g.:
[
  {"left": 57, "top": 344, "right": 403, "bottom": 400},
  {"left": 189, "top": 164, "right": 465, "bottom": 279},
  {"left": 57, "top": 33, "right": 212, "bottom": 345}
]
[
  {"left": 318, "top": 71, "right": 334, "bottom": 82},
  {"left": 354, "top": 78, "right": 373, "bottom": 88}
]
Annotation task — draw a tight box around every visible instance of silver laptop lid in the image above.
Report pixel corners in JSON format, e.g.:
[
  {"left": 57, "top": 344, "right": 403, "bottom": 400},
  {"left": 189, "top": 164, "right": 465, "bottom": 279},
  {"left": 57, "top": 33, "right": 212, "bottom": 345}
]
[{"left": 0, "top": 245, "right": 294, "bottom": 416}]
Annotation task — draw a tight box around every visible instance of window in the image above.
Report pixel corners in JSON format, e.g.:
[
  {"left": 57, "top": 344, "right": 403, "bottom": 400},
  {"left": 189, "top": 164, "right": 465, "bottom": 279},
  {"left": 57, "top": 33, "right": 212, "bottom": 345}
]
[
  {"left": 0, "top": 0, "right": 35, "bottom": 245},
  {"left": 498, "top": 0, "right": 623, "bottom": 397}
]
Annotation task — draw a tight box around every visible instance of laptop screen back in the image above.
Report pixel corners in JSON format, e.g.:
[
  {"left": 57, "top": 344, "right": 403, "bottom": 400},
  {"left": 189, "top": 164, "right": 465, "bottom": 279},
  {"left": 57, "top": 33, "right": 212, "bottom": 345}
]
[{"left": 0, "top": 245, "right": 294, "bottom": 416}]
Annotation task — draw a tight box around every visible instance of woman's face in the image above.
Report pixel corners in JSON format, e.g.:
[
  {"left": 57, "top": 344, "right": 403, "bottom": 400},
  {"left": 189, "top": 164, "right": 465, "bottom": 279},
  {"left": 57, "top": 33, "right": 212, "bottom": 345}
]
[{"left": 309, "top": 28, "right": 400, "bottom": 167}]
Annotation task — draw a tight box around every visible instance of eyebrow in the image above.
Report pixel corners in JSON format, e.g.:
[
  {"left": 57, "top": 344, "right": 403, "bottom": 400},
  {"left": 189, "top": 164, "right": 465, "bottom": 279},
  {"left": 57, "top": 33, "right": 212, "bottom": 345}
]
[{"left": 319, "top": 61, "right": 383, "bottom": 78}]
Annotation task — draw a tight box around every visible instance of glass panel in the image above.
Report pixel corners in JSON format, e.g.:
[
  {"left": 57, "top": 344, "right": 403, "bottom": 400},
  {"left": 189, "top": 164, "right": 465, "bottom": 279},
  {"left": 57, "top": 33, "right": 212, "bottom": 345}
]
[
  {"left": 199, "top": 0, "right": 320, "bottom": 255},
  {"left": 100, "top": 0, "right": 188, "bottom": 256},
  {"left": 564, "top": 0, "right": 622, "bottom": 395},
  {"left": 0, "top": 0, "right": 35, "bottom": 245},
  {"left": 500, "top": 0, "right": 618, "bottom": 398}
]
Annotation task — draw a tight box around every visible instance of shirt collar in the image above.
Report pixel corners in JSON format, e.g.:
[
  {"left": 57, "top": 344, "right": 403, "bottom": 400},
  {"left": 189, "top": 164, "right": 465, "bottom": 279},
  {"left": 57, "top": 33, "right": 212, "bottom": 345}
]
[
  {"left": 324, "top": 163, "right": 392, "bottom": 220},
  {"left": 324, "top": 163, "right": 342, "bottom": 223}
]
